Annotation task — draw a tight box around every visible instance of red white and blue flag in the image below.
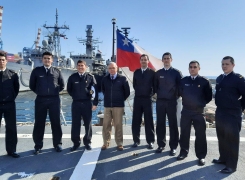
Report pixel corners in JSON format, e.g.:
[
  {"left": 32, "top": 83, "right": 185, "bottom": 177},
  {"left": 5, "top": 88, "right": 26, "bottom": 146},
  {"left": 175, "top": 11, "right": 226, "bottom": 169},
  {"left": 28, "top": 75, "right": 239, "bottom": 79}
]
[{"left": 116, "top": 29, "right": 162, "bottom": 72}]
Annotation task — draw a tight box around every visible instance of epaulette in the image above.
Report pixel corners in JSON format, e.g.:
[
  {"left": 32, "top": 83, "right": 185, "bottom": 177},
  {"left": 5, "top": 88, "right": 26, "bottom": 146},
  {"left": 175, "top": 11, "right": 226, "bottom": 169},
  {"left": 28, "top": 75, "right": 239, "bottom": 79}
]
[
  {"left": 173, "top": 68, "right": 181, "bottom": 73},
  {"left": 181, "top": 76, "right": 188, "bottom": 79},
  {"left": 52, "top": 66, "right": 60, "bottom": 71},
  {"left": 8, "top": 69, "right": 16, "bottom": 73},
  {"left": 201, "top": 76, "right": 210, "bottom": 81},
  {"left": 87, "top": 73, "right": 94, "bottom": 77},
  {"left": 235, "top": 73, "right": 244, "bottom": 80}
]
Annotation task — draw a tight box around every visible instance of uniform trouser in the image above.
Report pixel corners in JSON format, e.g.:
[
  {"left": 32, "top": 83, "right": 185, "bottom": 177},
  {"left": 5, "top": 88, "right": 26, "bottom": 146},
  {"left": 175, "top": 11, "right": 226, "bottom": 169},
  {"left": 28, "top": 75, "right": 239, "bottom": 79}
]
[
  {"left": 132, "top": 97, "right": 155, "bottom": 144},
  {"left": 33, "top": 96, "right": 62, "bottom": 149},
  {"left": 103, "top": 107, "right": 124, "bottom": 146},
  {"left": 179, "top": 108, "right": 207, "bottom": 159},
  {"left": 215, "top": 108, "right": 242, "bottom": 170},
  {"left": 71, "top": 100, "right": 92, "bottom": 146},
  {"left": 0, "top": 102, "right": 17, "bottom": 153},
  {"left": 156, "top": 99, "right": 179, "bottom": 149}
]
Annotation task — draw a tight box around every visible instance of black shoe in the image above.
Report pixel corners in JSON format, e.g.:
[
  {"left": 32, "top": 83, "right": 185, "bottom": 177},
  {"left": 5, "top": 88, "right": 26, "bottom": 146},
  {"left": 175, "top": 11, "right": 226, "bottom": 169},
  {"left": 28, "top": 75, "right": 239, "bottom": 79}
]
[
  {"left": 155, "top": 147, "right": 164, "bottom": 153},
  {"left": 70, "top": 145, "right": 80, "bottom": 151},
  {"left": 132, "top": 142, "right": 140, "bottom": 148},
  {"left": 147, "top": 143, "right": 154, "bottom": 149},
  {"left": 55, "top": 145, "right": 62, "bottom": 152},
  {"left": 7, "top": 152, "right": 20, "bottom": 158},
  {"left": 198, "top": 159, "right": 205, "bottom": 166},
  {"left": 33, "top": 149, "right": 41, "bottom": 155},
  {"left": 170, "top": 149, "right": 176, "bottom": 156},
  {"left": 177, "top": 154, "right": 187, "bottom": 160},
  {"left": 85, "top": 144, "right": 92, "bottom": 150},
  {"left": 212, "top": 158, "right": 226, "bottom": 164},
  {"left": 220, "top": 167, "right": 235, "bottom": 174}
]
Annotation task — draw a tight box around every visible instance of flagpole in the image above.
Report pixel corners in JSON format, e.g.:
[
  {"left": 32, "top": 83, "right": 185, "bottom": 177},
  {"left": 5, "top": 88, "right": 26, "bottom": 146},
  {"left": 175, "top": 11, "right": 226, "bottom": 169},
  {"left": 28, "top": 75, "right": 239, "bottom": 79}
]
[{"left": 111, "top": 18, "right": 116, "bottom": 62}]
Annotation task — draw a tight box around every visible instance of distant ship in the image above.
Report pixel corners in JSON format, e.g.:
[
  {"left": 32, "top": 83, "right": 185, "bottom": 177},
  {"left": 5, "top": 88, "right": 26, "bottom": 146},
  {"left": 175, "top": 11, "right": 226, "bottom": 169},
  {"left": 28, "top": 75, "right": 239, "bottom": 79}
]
[
  {"left": 20, "top": 9, "right": 76, "bottom": 91},
  {"left": 2, "top": 8, "right": 108, "bottom": 92}
]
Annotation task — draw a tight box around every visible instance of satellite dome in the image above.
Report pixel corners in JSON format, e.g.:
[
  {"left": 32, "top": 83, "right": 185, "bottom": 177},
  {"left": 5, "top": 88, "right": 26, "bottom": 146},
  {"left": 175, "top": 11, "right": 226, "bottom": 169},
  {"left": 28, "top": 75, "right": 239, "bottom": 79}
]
[{"left": 42, "top": 40, "right": 48, "bottom": 47}]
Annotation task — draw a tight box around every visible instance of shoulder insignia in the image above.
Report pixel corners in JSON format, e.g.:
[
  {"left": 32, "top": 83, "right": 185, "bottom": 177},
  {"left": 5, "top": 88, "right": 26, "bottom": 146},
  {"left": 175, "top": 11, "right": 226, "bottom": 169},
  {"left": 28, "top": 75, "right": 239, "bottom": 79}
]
[
  {"left": 8, "top": 69, "right": 16, "bottom": 73},
  {"left": 87, "top": 73, "right": 94, "bottom": 77},
  {"left": 201, "top": 76, "right": 210, "bottom": 81},
  {"left": 235, "top": 73, "right": 244, "bottom": 79},
  {"left": 173, "top": 68, "right": 181, "bottom": 73}
]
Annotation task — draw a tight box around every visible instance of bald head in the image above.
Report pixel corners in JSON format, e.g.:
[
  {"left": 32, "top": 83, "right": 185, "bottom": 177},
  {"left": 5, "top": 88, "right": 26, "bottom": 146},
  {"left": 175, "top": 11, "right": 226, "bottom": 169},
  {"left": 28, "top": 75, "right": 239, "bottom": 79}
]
[{"left": 108, "top": 62, "right": 118, "bottom": 75}]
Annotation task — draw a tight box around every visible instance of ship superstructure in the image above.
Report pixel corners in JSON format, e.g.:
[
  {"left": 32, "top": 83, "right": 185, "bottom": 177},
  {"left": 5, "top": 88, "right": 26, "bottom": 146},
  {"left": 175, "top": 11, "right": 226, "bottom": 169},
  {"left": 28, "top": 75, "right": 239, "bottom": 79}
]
[
  {"left": 70, "top": 25, "right": 106, "bottom": 76},
  {"left": 22, "top": 9, "right": 74, "bottom": 69}
]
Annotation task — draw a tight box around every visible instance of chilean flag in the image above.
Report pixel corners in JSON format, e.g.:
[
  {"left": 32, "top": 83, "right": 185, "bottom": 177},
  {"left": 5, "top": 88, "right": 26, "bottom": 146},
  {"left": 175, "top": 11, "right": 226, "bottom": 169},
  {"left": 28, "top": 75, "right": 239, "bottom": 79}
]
[{"left": 116, "top": 29, "right": 162, "bottom": 72}]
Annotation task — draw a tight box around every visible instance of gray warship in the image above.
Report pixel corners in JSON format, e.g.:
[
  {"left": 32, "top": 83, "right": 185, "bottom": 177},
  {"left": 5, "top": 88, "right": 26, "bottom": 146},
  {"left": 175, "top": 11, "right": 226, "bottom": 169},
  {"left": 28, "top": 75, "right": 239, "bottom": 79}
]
[
  {"left": 21, "top": 9, "right": 76, "bottom": 91},
  {"left": 21, "top": 12, "right": 107, "bottom": 91}
]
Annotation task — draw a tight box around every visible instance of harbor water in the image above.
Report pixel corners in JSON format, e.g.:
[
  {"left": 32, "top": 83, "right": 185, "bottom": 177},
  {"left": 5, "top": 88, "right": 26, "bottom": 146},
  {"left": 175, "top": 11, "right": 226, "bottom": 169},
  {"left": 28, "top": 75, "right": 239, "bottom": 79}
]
[{"left": 13, "top": 91, "right": 155, "bottom": 126}]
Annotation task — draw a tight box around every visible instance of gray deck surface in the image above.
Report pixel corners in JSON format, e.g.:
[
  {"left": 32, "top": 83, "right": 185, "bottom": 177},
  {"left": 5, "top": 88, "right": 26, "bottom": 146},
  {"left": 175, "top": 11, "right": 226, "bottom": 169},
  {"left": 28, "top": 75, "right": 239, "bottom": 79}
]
[{"left": 0, "top": 125, "right": 244, "bottom": 180}]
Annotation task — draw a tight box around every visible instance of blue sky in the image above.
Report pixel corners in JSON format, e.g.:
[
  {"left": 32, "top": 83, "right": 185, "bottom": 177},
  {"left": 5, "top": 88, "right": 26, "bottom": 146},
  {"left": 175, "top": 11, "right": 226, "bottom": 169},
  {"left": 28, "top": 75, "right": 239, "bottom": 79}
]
[{"left": 1, "top": 0, "right": 245, "bottom": 76}]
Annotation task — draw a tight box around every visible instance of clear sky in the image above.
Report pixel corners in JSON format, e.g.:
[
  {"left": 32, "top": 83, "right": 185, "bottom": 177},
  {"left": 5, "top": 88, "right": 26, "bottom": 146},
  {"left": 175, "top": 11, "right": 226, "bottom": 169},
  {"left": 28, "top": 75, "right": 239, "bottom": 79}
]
[{"left": 1, "top": 0, "right": 245, "bottom": 76}]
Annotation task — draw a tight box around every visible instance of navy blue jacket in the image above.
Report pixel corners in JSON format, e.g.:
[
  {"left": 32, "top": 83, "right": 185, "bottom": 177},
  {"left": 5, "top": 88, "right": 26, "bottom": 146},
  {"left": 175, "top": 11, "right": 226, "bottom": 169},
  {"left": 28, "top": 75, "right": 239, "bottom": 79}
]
[
  {"left": 179, "top": 75, "right": 212, "bottom": 109},
  {"left": 133, "top": 68, "right": 155, "bottom": 98},
  {"left": 101, "top": 73, "right": 130, "bottom": 107},
  {"left": 155, "top": 67, "right": 183, "bottom": 100},
  {"left": 67, "top": 72, "right": 98, "bottom": 106},
  {"left": 215, "top": 72, "right": 245, "bottom": 111},
  {"left": 29, "top": 66, "right": 64, "bottom": 96},
  {"left": 0, "top": 69, "right": 19, "bottom": 102}
]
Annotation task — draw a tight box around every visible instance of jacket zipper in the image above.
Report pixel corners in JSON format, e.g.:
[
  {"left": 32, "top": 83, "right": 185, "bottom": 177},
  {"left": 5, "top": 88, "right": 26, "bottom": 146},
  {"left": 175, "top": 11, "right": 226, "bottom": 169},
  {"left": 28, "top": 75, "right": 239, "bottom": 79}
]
[{"left": 111, "top": 78, "right": 113, "bottom": 107}]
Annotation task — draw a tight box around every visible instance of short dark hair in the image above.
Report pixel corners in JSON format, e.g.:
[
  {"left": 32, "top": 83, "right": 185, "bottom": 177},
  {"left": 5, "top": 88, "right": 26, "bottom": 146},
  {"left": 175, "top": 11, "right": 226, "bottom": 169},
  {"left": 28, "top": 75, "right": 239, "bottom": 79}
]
[
  {"left": 0, "top": 52, "right": 7, "bottom": 59},
  {"left": 140, "top": 54, "right": 149, "bottom": 60},
  {"left": 162, "top": 52, "right": 172, "bottom": 60},
  {"left": 42, "top": 51, "right": 53, "bottom": 58},
  {"left": 222, "top": 56, "right": 234, "bottom": 65},
  {"left": 189, "top": 60, "right": 200, "bottom": 67},
  {"left": 77, "top": 60, "right": 86, "bottom": 65}
]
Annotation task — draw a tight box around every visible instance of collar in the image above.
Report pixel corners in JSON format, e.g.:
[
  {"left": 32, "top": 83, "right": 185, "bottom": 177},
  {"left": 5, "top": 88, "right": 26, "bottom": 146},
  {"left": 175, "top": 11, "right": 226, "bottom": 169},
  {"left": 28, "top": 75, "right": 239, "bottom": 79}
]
[
  {"left": 191, "top": 75, "right": 198, "bottom": 79},
  {"left": 223, "top": 72, "right": 232, "bottom": 76},
  {"left": 110, "top": 73, "right": 117, "bottom": 78},
  {"left": 44, "top": 66, "right": 51, "bottom": 69},
  {"left": 141, "top": 67, "right": 148, "bottom": 71},
  {"left": 0, "top": 68, "right": 6, "bottom": 72},
  {"left": 163, "top": 66, "right": 171, "bottom": 71},
  {"left": 78, "top": 72, "right": 85, "bottom": 76}
]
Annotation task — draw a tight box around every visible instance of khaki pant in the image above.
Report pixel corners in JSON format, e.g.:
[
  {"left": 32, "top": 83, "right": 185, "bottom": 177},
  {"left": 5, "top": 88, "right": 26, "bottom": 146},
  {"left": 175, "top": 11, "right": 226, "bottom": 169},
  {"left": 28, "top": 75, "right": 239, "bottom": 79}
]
[{"left": 102, "top": 107, "right": 124, "bottom": 146}]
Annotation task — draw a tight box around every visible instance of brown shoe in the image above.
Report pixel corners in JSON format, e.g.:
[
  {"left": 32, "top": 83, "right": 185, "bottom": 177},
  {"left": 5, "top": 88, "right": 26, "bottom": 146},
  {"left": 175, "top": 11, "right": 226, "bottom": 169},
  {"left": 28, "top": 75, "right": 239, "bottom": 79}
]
[
  {"left": 101, "top": 144, "right": 108, "bottom": 150},
  {"left": 117, "top": 145, "right": 124, "bottom": 151}
]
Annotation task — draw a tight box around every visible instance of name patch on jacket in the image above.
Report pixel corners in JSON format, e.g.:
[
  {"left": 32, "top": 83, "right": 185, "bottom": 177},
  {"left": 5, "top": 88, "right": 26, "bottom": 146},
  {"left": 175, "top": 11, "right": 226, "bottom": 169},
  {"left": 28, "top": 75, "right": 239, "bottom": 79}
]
[
  {"left": 160, "top": 76, "right": 164, "bottom": 78},
  {"left": 185, "top": 84, "right": 190, "bottom": 86},
  {"left": 74, "top": 82, "right": 79, "bottom": 84}
]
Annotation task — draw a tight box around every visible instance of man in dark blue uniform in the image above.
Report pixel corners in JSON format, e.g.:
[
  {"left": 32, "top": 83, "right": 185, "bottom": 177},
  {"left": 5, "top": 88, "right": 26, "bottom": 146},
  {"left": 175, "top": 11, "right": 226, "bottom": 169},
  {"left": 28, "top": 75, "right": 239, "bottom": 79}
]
[
  {"left": 67, "top": 60, "right": 98, "bottom": 151},
  {"left": 155, "top": 52, "right": 183, "bottom": 155},
  {"left": 131, "top": 54, "right": 155, "bottom": 149},
  {"left": 29, "top": 51, "right": 65, "bottom": 154},
  {"left": 213, "top": 56, "right": 245, "bottom": 173},
  {"left": 177, "top": 60, "right": 212, "bottom": 166},
  {"left": 0, "top": 52, "right": 20, "bottom": 158}
]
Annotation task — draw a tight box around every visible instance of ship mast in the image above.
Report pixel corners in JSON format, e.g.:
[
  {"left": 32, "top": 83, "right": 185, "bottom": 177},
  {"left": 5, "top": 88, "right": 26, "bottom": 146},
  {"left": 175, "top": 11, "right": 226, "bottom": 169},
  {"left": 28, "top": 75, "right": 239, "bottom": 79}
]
[
  {"left": 0, "top": 6, "right": 4, "bottom": 50},
  {"left": 77, "top": 25, "right": 102, "bottom": 57},
  {"left": 43, "top": 8, "right": 69, "bottom": 58},
  {"left": 35, "top": 28, "right": 41, "bottom": 49}
]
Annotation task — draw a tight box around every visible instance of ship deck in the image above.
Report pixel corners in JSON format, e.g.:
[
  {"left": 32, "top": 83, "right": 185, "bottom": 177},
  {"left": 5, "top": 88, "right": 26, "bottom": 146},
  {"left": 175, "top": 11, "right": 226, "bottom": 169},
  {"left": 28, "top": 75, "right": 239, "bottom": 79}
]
[{"left": 0, "top": 125, "right": 245, "bottom": 180}]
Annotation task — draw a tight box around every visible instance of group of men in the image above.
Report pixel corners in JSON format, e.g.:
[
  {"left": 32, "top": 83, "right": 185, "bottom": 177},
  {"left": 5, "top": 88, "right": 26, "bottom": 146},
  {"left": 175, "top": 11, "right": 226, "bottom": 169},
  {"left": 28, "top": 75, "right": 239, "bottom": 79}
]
[
  {"left": 0, "top": 51, "right": 244, "bottom": 174},
  {"left": 99, "top": 52, "right": 245, "bottom": 174}
]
